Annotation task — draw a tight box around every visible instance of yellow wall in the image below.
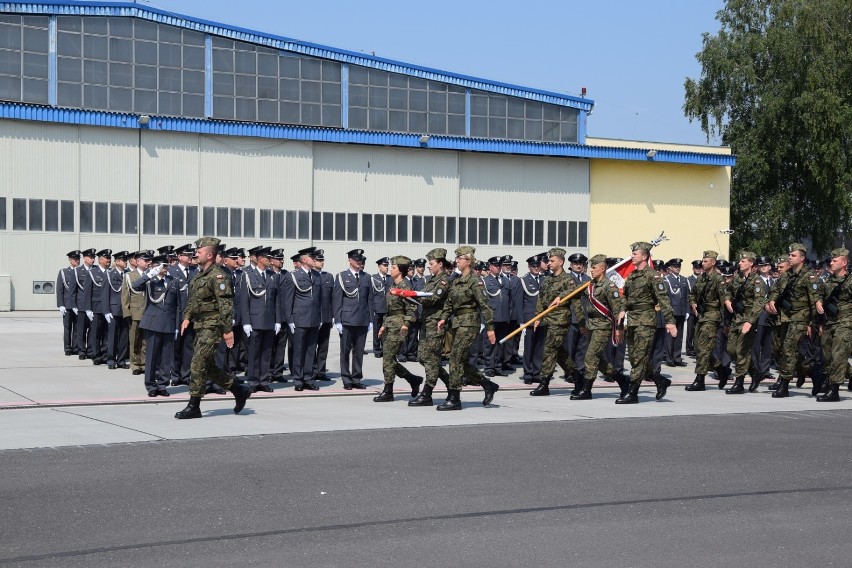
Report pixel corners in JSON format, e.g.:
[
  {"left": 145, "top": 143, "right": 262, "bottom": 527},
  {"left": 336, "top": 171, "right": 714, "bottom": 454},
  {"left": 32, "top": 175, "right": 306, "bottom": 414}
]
[{"left": 587, "top": 149, "right": 732, "bottom": 264}]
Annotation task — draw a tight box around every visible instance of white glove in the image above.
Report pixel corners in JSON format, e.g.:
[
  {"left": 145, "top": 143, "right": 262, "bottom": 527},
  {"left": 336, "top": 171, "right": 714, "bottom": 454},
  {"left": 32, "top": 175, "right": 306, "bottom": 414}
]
[
  {"left": 232, "top": 319, "right": 235, "bottom": 325},
  {"left": 243, "top": 324, "right": 252, "bottom": 338},
  {"left": 480, "top": 323, "right": 485, "bottom": 333},
  {"left": 146, "top": 267, "right": 160, "bottom": 280},
  {"left": 274, "top": 323, "right": 281, "bottom": 335},
  {"left": 86, "top": 310, "right": 94, "bottom": 321},
  {"left": 335, "top": 322, "right": 343, "bottom": 335},
  {"left": 105, "top": 313, "right": 113, "bottom": 323},
  {"left": 368, "top": 322, "right": 373, "bottom": 331},
  {"left": 288, "top": 323, "right": 295, "bottom": 334},
  {"left": 59, "top": 306, "right": 66, "bottom": 316},
  {"left": 72, "top": 307, "right": 78, "bottom": 315}
]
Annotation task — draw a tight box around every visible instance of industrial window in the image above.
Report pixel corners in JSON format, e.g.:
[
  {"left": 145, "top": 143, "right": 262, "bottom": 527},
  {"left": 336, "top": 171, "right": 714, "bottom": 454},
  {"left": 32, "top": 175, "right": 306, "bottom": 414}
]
[
  {"left": 311, "top": 211, "right": 321, "bottom": 240},
  {"left": 502, "top": 219, "right": 512, "bottom": 246},
  {"left": 143, "top": 204, "right": 155, "bottom": 235},
  {"left": 469, "top": 90, "right": 578, "bottom": 143},
  {"left": 12, "top": 198, "right": 26, "bottom": 230},
  {"left": 489, "top": 218, "right": 499, "bottom": 245},
  {"left": 0, "top": 197, "right": 5, "bottom": 230},
  {"left": 229, "top": 207, "right": 241, "bottom": 237},
  {"left": 459, "top": 218, "right": 467, "bottom": 244},
  {"left": 28, "top": 198, "right": 42, "bottom": 231},
  {"left": 547, "top": 221, "right": 556, "bottom": 247},
  {"left": 285, "top": 210, "right": 296, "bottom": 239},
  {"left": 568, "top": 221, "right": 577, "bottom": 247},
  {"left": 202, "top": 207, "right": 214, "bottom": 235},
  {"left": 259, "top": 209, "right": 271, "bottom": 238},
  {"left": 93, "top": 202, "right": 108, "bottom": 233},
  {"left": 0, "top": 16, "right": 50, "bottom": 105},
  {"left": 298, "top": 210, "right": 309, "bottom": 239},
  {"left": 216, "top": 207, "right": 228, "bottom": 237},
  {"left": 534, "top": 220, "right": 544, "bottom": 247},
  {"left": 334, "top": 212, "right": 345, "bottom": 240},
  {"left": 322, "top": 212, "right": 333, "bottom": 240},
  {"left": 243, "top": 209, "right": 254, "bottom": 238},
  {"left": 124, "top": 203, "right": 137, "bottom": 234},
  {"left": 578, "top": 221, "right": 588, "bottom": 248},
  {"left": 347, "top": 213, "right": 358, "bottom": 241},
  {"left": 272, "top": 210, "right": 284, "bottom": 239},
  {"left": 434, "top": 216, "right": 444, "bottom": 244},
  {"left": 362, "top": 213, "right": 372, "bottom": 242},
  {"left": 513, "top": 219, "right": 523, "bottom": 246},
  {"left": 423, "top": 216, "right": 434, "bottom": 243},
  {"left": 557, "top": 221, "right": 567, "bottom": 247},
  {"left": 79, "top": 201, "right": 92, "bottom": 233},
  {"left": 466, "top": 217, "right": 477, "bottom": 244},
  {"left": 373, "top": 214, "right": 385, "bottom": 242},
  {"left": 398, "top": 215, "right": 408, "bottom": 242},
  {"left": 185, "top": 205, "right": 197, "bottom": 236},
  {"left": 523, "top": 220, "right": 534, "bottom": 246},
  {"left": 157, "top": 204, "right": 170, "bottom": 235},
  {"left": 170, "top": 205, "right": 183, "bottom": 235},
  {"left": 44, "top": 200, "right": 58, "bottom": 231},
  {"left": 110, "top": 203, "right": 123, "bottom": 234},
  {"left": 412, "top": 215, "right": 422, "bottom": 243},
  {"left": 446, "top": 217, "right": 456, "bottom": 244},
  {"left": 478, "top": 217, "right": 488, "bottom": 245}
]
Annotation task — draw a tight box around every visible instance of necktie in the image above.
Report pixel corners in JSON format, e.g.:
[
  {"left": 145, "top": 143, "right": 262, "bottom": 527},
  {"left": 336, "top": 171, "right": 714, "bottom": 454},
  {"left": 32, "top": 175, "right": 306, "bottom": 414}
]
[{"left": 355, "top": 271, "right": 360, "bottom": 282}]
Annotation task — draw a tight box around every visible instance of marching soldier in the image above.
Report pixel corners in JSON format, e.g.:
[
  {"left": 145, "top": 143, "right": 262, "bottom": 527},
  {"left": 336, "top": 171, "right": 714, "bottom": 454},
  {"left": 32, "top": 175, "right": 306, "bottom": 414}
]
[
  {"left": 370, "top": 258, "right": 391, "bottom": 358},
  {"left": 280, "top": 247, "right": 323, "bottom": 391},
  {"left": 122, "top": 251, "right": 150, "bottom": 375},
  {"left": 529, "top": 248, "right": 586, "bottom": 397},
  {"left": 723, "top": 251, "right": 767, "bottom": 393},
  {"left": 663, "top": 258, "right": 689, "bottom": 367},
  {"left": 57, "top": 250, "right": 80, "bottom": 356},
  {"left": 332, "top": 249, "right": 372, "bottom": 389},
  {"left": 372, "top": 256, "right": 423, "bottom": 402},
  {"left": 814, "top": 248, "right": 852, "bottom": 401},
  {"left": 103, "top": 251, "right": 129, "bottom": 369},
  {"left": 238, "top": 247, "right": 279, "bottom": 393},
  {"left": 686, "top": 251, "right": 726, "bottom": 391},
  {"left": 312, "top": 250, "right": 335, "bottom": 381},
  {"left": 615, "top": 242, "right": 677, "bottom": 404},
  {"left": 175, "top": 237, "right": 251, "bottom": 419},
  {"left": 515, "top": 255, "right": 546, "bottom": 384}
]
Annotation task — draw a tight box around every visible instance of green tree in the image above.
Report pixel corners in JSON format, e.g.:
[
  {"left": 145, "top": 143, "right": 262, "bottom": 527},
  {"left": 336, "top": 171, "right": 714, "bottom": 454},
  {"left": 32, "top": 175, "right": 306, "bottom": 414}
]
[{"left": 684, "top": 0, "right": 852, "bottom": 256}]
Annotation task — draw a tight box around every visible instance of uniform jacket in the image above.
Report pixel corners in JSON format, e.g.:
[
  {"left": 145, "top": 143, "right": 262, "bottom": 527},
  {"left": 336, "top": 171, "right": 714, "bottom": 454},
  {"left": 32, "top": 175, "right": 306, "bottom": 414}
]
[
  {"left": 502, "top": 271, "right": 520, "bottom": 321},
  {"left": 333, "top": 269, "right": 372, "bottom": 326},
  {"left": 482, "top": 272, "right": 511, "bottom": 322},
  {"left": 133, "top": 272, "right": 181, "bottom": 334},
  {"left": 122, "top": 268, "right": 146, "bottom": 320},
  {"left": 688, "top": 271, "right": 725, "bottom": 323},
  {"left": 586, "top": 277, "right": 623, "bottom": 331},
  {"left": 536, "top": 271, "right": 585, "bottom": 327},
  {"left": 568, "top": 271, "right": 591, "bottom": 325},
  {"left": 439, "top": 272, "right": 494, "bottom": 331},
  {"left": 622, "top": 265, "right": 675, "bottom": 327},
  {"left": 183, "top": 263, "right": 233, "bottom": 334},
  {"left": 56, "top": 266, "right": 78, "bottom": 309},
  {"left": 101, "top": 266, "right": 125, "bottom": 317},
  {"left": 280, "top": 267, "right": 322, "bottom": 328},
  {"left": 370, "top": 272, "right": 392, "bottom": 315},
  {"left": 767, "top": 266, "right": 818, "bottom": 324},
  {"left": 318, "top": 271, "right": 334, "bottom": 324},
  {"left": 418, "top": 271, "right": 451, "bottom": 325},
  {"left": 514, "top": 272, "right": 543, "bottom": 322},
  {"left": 78, "top": 265, "right": 106, "bottom": 313},
  {"left": 238, "top": 266, "right": 278, "bottom": 330},
  {"left": 383, "top": 279, "right": 417, "bottom": 331},
  {"left": 818, "top": 272, "right": 852, "bottom": 327},
  {"left": 725, "top": 272, "right": 767, "bottom": 327}
]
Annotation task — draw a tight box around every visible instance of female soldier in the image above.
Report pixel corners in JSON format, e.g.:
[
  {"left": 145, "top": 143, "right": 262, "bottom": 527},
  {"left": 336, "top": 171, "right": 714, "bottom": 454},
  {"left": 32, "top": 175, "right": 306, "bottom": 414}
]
[
  {"left": 436, "top": 246, "right": 500, "bottom": 410},
  {"left": 373, "top": 256, "right": 423, "bottom": 402}
]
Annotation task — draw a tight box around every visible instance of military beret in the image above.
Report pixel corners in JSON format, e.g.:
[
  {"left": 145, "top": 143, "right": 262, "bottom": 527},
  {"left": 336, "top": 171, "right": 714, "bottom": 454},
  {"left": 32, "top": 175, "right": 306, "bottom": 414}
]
[
  {"left": 112, "top": 250, "right": 129, "bottom": 261},
  {"left": 831, "top": 248, "right": 849, "bottom": 259},
  {"left": 666, "top": 258, "right": 683, "bottom": 267},
  {"left": 454, "top": 246, "right": 475, "bottom": 259},
  {"left": 392, "top": 255, "right": 412, "bottom": 268},
  {"left": 347, "top": 248, "right": 366, "bottom": 261},
  {"left": 500, "top": 255, "right": 513, "bottom": 265},
  {"left": 413, "top": 258, "right": 426, "bottom": 267},
  {"left": 195, "top": 236, "right": 220, "bottom": 250},
  {"left": 703, "top": 250, "right": 719, "bottom": 259},
  {"left": 630, "top": 242, "right": 652, "bottom": 253},
  {"left": 81, "top": 248, "right": 97, "bottom": 258},
  {"left": 755, "top": 255, "right": 772, "bottom": 266},
  {"left": 567, "top": 253, "right": 588, "bottom": 264},
  {"left": 691, "top": 259, "right": 702, "bottom": 268},
  {"left": 776, "top": 256, "right": 788, "bottom": 265},
  {"left": 311, "top": 249, "right": 325, "bottom": 260},
  {"left": 739, "top": 250, "right": 757, "bottom": 261},
  {"left": 425, "top": 248, "right": 447, "bottom": 261},
  {"left": 67, "top": 250, "right": 81, "bottom": 259},
  {"left": 788, "top": 243, "right": 807, "bottom": 254},
  {"left": 652, "top": 260, "right": 665, "bottom": 271},
  {"left": 589, "top": 254, "right": 608, "bottom": 266},
  {"left": 548, "top": 247, "right": 566, "bottom": 259},
  {"left": 290, "top": 253, "right": 302, "bottom": 262},
  {"left": 376, "top": 257, "right": 390, "bottom": 265}
]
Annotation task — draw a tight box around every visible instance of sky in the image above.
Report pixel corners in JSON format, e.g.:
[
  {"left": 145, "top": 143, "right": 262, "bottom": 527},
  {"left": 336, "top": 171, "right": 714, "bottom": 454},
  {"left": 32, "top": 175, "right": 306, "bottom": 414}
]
[{"left": 137, "top": 0, "right": 725, "bottom": 146}]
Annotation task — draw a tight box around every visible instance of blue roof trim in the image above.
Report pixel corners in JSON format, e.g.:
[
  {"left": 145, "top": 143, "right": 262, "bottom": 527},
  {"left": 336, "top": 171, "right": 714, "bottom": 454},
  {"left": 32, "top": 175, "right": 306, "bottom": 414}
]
[
  {"left": 0, "top": 102, "right": 737, "bottom": 167},
  {"left": 2, "top": 1, "right": 594, "bottom": 112}
]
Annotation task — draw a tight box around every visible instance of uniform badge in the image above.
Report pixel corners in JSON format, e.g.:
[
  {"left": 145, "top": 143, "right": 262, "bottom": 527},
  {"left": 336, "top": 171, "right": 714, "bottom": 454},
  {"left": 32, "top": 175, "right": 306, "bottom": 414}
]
[
  {"left": 657, "top": 283, "right": 665, "bottom": 291},
  {"left": 436, "top": 289, "right": 443, "bottom": 296},
  {"left": 219, "top": 283, "right": 226, "bottom": 290},
  {"left": 216, "top": 274, "right": 223, "bottom": 279},
  {"left": 812, "top": 283, "right": 818, "bottom": 290},
  {"left": 613, "top": 291, "right": 619, "bottom": 298},
  {"left": 756, "top": 285, "right": 762, "bottom": 293}
]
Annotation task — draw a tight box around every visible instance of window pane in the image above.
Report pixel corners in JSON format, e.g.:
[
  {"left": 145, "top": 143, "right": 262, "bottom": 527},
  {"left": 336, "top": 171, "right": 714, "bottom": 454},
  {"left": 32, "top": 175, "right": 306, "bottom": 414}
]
[
  {"left": 523, "top": 220, "right": 533, "bottom": 246},
  {"left": 362, "top": 213, "right": 372, "bottom": 241},
  {"left": 478, "top": 217, "right": 488, "bottom": 245},
  {"left": 423, "top": 216, "right": 433, "bottom": 242},
  {"left": 298, "top": 211, "right": 309, "bottom": 239},
  {"left": 43, "top": 199, "right": 58, "bottom": 231},
  {"left": 558, "top": 221, "right": 567, "bottom": 247},
  {"left": 547, "top": 221, "right": 556, "bottom": 247},
  {"left": 334, "top": 212, "right": 345, "bottom": 240},
  {"left": 157, "top": 204, "right": 170, "bottom": 235},
  {"left": 171, "top": 205, "right": 184, "bottom": 235},
  {"left": 489, "top": 218, "right": 499, "bottom": 245},
  {"left": 503, "top": 219, "right": 513, "bottom": 246},
  {"left": 459, "top": 218, "right": 466, "bottom": 243},
  {"left": 12, "top": 198, "right": 26, "bottom": 230},
  {"left": 568, "top": 221, "right": 577, "bottom": 247},
  {"left": 534, "top": 220, "right": 544, "bottom": 247},
  {"left": 322, "top": 211, "right": 333, "bottom": 240},
  {"left": 434, "top": 216, "right": 444, "bottom": 244},
  {"left": 243, "top": 209, "right": 254, "bottom": 238},
  {"left": 186, "top": 206, "right": 197, "bottom": 236},
  {"left": 347, "top": 213, "right": 358, "bottom": 241},
  {"left": 61, "top": 200, "right": 74, "bottom": 232},
  {"left": 124, "top": 203, "right": 137, "bottom": 234},
  {"left": 312, "top": 211, "right": 321, "bottom": 240},
  {"left": 28, "top": 198, "right": 42, "bottom": 231},
  {"left": 0, "top": 197, "right": 5, "bottom": 230},
  {"left": 412, "top": 215, "right": 422, "bottom": 243},
  {"left": 216, "top": 207, "right": 228, "bottom": 237},
  {"left": 202, "top": 206, "right": 214, "bottom": 235},
  {"left": 386, "top": 212, "right": 397, "bottom": 241},
  {"left": 78, "top": 201, "right": 92, "bottom": 232},
  {"left": 398, "top": 215, "right": 407, "bottom": 242},
  {"left": 373, "top": 214, "right": 384, "bottom": 242},
  {"left": 467, "top": 217, "right": 477, "bottom": 244},
  {"left": 513, "top": 219, "right": 523, "bottom": 246},
  {"left": 229, "top": 207, "right": 241, "bottom": 237},
  {"left": 578, "top": 222, "right": 588, "bottom": 248},
  {"left": 273, "top": 210, "right": 284, "bottom": 239},
  {"left": 110, "top": 202, "right": 123, "bottom": 233},
  {"left": 259, "top": 209, "right": 271, "bottom": 238},
  {"left": 142, "top": 203, "right": 155, "bottom": 235},
  {"left": 446, "top": 217, "right": 456, "bottom": 244},
  {"left": 285, "top": 210, "right": 295, "bottom": 239}
]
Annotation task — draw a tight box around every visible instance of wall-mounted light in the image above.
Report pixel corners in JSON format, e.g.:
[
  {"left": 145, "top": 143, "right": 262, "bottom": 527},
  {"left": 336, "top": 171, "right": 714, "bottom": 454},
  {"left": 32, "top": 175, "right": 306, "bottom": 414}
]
[
  {"left": 139, "top": 115, "right": 150, "bottom": 126},
  {"left": 719, "top": 229, "right": 734, "bottom": 235},
  {"left": 646, "top": 149, "right": 657, "bottom": 159},
  {"left": 419, "top": 134, "right": 431, "bottom": 144}
]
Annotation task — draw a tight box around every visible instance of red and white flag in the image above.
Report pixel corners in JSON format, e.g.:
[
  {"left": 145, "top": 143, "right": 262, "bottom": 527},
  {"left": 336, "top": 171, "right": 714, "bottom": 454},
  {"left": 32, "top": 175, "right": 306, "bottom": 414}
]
[{"left": 606, "top": 255, "right": 653, "bottom": 290}]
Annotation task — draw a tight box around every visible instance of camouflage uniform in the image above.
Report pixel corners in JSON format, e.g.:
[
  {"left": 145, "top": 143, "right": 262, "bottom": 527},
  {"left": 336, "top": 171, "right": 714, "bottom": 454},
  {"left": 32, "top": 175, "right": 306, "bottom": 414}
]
[
  {"left": 439, "top": 272, "right": 494, "bottom": 390},
  {"left": 817, "top": 253, "right": 852, "bottom": 389},
  {"left": 583, "top": 274, "right": 622, "bottom": 383},
  {"left": 689, "top": 267, "right": 725, "bottom": 376},
  {"left": 537, "top": 271, "right": 585, "bottom": 379},
  {"left": 381, "top": 277, "right": 418, "bottom": 385},
  {"left": 623, "top": 265, "right": 675, "bottom": 384},
  {"left": 725, "top": 268, "right": 767, "bottom": 379},
  {"left": 416, "top": 271, "right": 451, "bottom": 388},
  {"left": 183, "top": 259, "right": 236, "bottom": 398}
]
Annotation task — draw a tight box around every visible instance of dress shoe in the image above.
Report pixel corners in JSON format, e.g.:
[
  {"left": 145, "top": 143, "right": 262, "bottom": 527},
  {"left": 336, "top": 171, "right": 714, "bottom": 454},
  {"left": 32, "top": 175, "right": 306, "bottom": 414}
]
[
  {"left": 78, "top": 354, "right": 88, "bottom": 360},
  {"left": 147, "top": 391, "right": 158, "bottom": 397},
  {"left": 294, "top": 385, "right": 304, "bottom": 392},
  {"left": 664, "top": 361, "right": 677, "bottom": 367},
  {"left": 343, "top": 384, "right": 353, "bottom": 390},
  {"left": 107, "top": 362, "right": 116, "bottom": 370},
  {"left": 64, "top": 350, "right": 72, "bottom": 356},
  {"left": 157, "top": 389, "right": 170, "bottom": 397},
  {"left": 302, "top": 383, "right": 320, "bottom": 391},
  {"left": 92, "top": 358, "right": 104, "bottom": 366},
  {"left": 374, "top": 352, "right": 383, "bottom": 358},
  {"left": 257, "top": 384, "right": 274, "bottom": 393},
  {"left": 675, "top": 362, "right": 688, "bottom": 367},
  {"left": 120, "top": 362, "right": 130, "bottom": 369},
  {"left": 407, "top": 356, "right": 418, "bottom": 362},
  {"left": 501, "top": 364, "right": 514, "bottom": 372},
  {"left": 654, "top": 376, "right": 671, "bottom": 400},
  {"left": 397, "top": 355, "right": 407, "bottom": 363},
  {"left": 351, "top": 382, "right": 367, "bottom": 389},
  {"left": 132, "top": 369, "right": 144, "bottom": 375},
  {"left": 493, "top": 369, "right": 508, "bottom": 377},
  {"left": 484, "top": 369, "right": 495, "bottom": 377},
  {"left": 315, "top": 374, "right": 332, "bottom": 381}
]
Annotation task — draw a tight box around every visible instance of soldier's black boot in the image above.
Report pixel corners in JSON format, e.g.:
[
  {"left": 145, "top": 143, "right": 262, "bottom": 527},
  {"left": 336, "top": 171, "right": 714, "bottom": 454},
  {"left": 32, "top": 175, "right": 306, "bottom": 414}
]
[
  {"left": 438, "top": 368, "right": 450, "bottom": 389},
  {"left": 373, "top": 383, "right": 394, "bottom": 402},
  {"left": 795, "top": 370, "right": 807, "bottom": 388},
  {"left": 481, "top": 377, "right": 499, "bottom": 406},
  {"left": 716, "top": 366, "right": 730, "bottom": 389},
  {"left": 570, "top": 379, "right": 593, "bottom": 400},
  {"left": 613, "top": 372, "right": 630, "bottom": 397},
  {"left": 771, "top": 379, "right": 790, "bottom": 398},
  {"left": 768, "top": 378, "right": 781, "bottom": 391},
  {"left": 403, "top": 373, "right": 423, "bottom": 397},
  {"left": 530, "top": 375, "right": 551, "bottom": 396},
  {"left": 570, "top": 375, "right": 584, "bottom": 396},
  {"left": 748, "top": 375, "right": 762, "bottom": 393},
  {"left": 810, "top": 372, "right": 825, "bottom": 397},
  {"left": 615, "top": 381, "right": 640, "bottom": 404},
  {"left": 817, "top": 383, "right": 840, "bottom": 402},
  {"left": 654, "top": 374, "right": 672, "bottom": 400},
  {"left": 229, "top": 382, "right": 251, "bottom": 414},
  {"left": 408, "top": 384, "right": 434, "bottom": 406},
  {"left": 436, "top": 389, "right": 461, "bottom": 411},
  {"left": 685, "top": 375, "right": 706, "bottom": 391},
  {"left": 726, "top": 375, "right": 746, "bottom": 394},
  {"left": 174, "top": 396, "right": 202, "bottom": 419}
]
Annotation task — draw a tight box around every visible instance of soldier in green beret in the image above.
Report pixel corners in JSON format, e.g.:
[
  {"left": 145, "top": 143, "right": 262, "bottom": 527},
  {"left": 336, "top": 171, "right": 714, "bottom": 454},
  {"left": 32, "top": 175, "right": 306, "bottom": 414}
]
[
  {"left": 616, "top": 241, "right": 677, "bottom": 404},
  {"left": 436, "top": 246, "right": 500, "bottom": 410},
  {"left": 723, "top": 251, "right": 768, "bottom": 393},
  {"left": 175, "top": 237, "right": 251, "bottom": 419},
  {"left": 814, "top": 248, "right": 852, "bottom": 401},
  {"left": 373, "top": 256, "right": 424, "bottom": 402}
]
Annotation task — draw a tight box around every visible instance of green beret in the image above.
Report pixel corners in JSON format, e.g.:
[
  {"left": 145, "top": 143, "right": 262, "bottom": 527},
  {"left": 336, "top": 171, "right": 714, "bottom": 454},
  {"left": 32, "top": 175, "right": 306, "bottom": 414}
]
[
  {"left": 589, "top": 254, "right": 608, "bottom": 266},
  {"left": 425, "top": 248, "right": 447, "bottom": 261},
  {"left": 548, "top": 247, "right": 566, "bottom": 259},
  {"left": 739, "top": 250, "right": 757, "bottom": 261},
  {"left": 703, "top": 250, "right": 719, "bottom": 259},
  {"left": 630, "top": 242, "right": 652, "bottom": 253},
  {"left": 195, "top": 236, "right": 220, "bottom": 250},
  {"left": 788, "top": 243, "right": 807, "bottom": 254},
  {"left": 454, "top": 246, "right": 475, "bottom": 259},
  {"left": 831, "top": 248, "right": 849, "bottom": 258},
  {"left": 392, "top": 255, "right": 412, "bottom": 268}
]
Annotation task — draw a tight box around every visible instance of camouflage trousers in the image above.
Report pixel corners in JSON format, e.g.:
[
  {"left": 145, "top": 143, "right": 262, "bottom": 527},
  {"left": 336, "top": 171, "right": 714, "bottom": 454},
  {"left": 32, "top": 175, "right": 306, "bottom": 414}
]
[
  {"left": 626, "top": 325, "right": 655, "bottom": 384},
  {"left": 190, "top": 328, "right": 235, "bottom": 398},
  {"left": 448, "top": 324, "right": 485, "bottom": 390},
  {"left": 584, "top": 328, "right": 616, "bottom": 382},
  {"left": 820, "top": 323, "right": 852, "bottom": 385},
  {"left": 726, "top": 323, "right": 756, "bottom": 377},
  {"left": 541, "top": 324, "right": 576, "bottom": 379},
  {"left": 418, "top": 322, "right": 449, "bottom": 388},
  {"left": 778, "top": 322, "right": 809, "bottom": 381},
  {"left": 382, "top": 327, "right": 415, "bottom": 384},
  {"left": 694, "top": 320, "right": 718, "bottom": 375}
]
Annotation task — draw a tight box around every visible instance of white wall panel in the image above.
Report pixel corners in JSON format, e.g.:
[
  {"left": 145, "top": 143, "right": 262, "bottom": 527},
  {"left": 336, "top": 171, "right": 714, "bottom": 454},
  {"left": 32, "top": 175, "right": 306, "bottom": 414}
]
[
  {"left": 79, "top": 127, "right": 138, "bottom": 203},
  {"left": 0, "top": 120, "right": 79, "bottom": 200}
]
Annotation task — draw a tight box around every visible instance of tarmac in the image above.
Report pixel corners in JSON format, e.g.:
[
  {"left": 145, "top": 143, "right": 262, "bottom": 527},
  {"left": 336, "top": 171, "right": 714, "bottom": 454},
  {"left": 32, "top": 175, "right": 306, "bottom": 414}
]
[{"left": 2, "top": 311, "right": 850, "bottom": 451}]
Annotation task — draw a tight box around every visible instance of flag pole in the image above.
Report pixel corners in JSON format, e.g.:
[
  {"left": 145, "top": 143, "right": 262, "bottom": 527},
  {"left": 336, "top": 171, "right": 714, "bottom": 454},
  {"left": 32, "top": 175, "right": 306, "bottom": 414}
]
[{"left": 498, "top": 280, "right": 591, "bottom": 344}]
